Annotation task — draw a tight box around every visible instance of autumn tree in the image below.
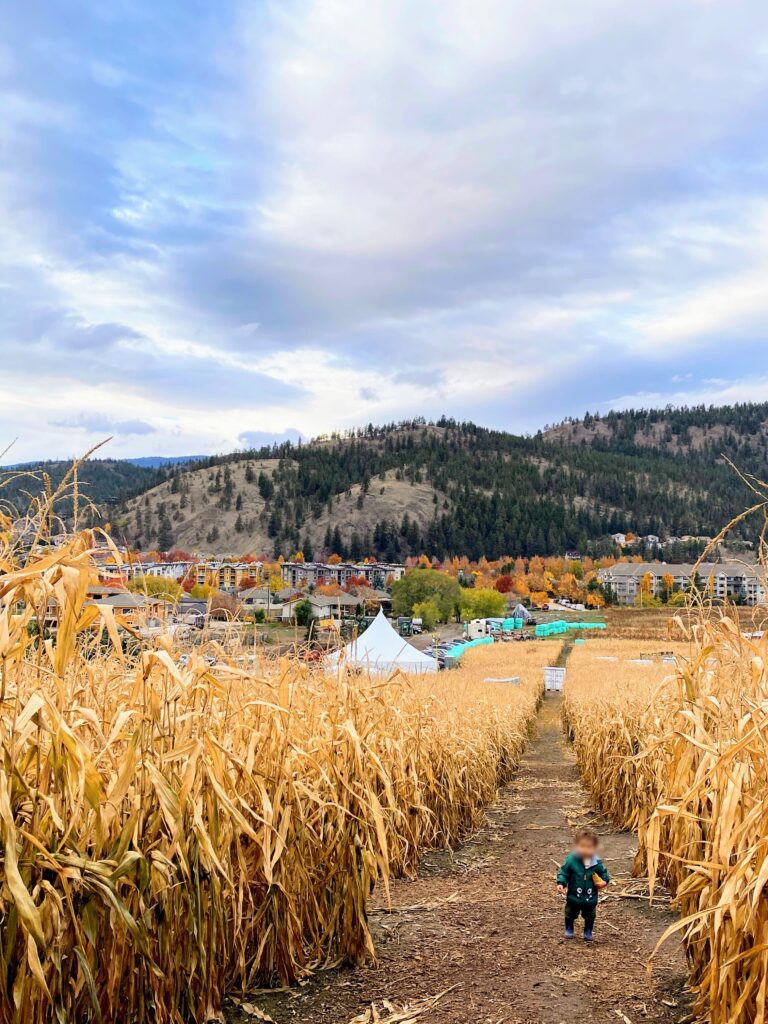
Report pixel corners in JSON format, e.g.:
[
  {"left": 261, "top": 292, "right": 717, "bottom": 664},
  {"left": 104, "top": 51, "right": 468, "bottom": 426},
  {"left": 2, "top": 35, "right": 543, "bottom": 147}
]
[
  {"left": 127, "top": 575, "right": 182, "bottom": 602},
  {"left": 460, "top": 588, "right": 506, "bottom": 619},
  {"left": 391, "top": 570, "right": 461, "bottom": 622},
  {"left": 209, "top": 591, "right": 242, "bottom": 620}
]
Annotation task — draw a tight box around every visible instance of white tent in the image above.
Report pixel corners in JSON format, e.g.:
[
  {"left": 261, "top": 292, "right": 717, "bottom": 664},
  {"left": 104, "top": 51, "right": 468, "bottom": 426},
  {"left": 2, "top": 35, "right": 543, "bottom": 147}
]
[{"left": 327, "top": 609, "right": 438, "bottom": 675}]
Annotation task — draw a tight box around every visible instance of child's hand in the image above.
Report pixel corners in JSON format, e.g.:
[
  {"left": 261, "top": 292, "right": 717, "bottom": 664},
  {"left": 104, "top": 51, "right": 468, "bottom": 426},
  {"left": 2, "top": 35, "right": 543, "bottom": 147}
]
[
  {"left": 592, "top": 873, "right": 608, "bottom": 890},
  {"left": 557, "top": 884, "right": 566, "bottom": 896}
]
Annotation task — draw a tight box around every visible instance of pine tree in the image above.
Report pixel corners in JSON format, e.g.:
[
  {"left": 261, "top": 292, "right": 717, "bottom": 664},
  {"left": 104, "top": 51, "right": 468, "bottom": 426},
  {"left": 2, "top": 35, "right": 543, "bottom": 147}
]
[
  {"left": 331, "top": 525, "right": 344, "bottom": 557},
  {"left": 157, "top": 514, "right": 173, "bottom": 552},
  {"left": 349, "top": 531, "right": 362, "bottom": 561}
]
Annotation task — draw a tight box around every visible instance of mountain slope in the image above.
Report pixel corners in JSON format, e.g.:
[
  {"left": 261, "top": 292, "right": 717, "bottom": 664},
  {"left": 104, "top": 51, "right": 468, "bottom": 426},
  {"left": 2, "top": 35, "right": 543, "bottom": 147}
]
[
  {"left": 118, "top": 458, "right": 441, "bottom": 558},
  {"left": 545, "top": 402, "right": 768, "bottom": 461},
  {"left": 0, "top": 459, "right": 163, "bottom": 522},
  {"left": 111, "top": 410, "right": 763, "bottom": 559}
]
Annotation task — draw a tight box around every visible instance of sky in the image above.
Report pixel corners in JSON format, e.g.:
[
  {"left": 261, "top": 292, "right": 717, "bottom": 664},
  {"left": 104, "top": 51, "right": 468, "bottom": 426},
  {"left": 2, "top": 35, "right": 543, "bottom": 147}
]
[{"left": 3, "top": 1, "right": 768, "bottom": 461}]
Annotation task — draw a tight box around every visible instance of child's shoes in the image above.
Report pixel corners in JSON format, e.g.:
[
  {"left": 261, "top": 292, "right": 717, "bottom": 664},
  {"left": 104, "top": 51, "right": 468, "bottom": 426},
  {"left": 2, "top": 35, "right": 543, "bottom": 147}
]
[
  {"left": 564, "top": 921, "right": 575, "bottom": 938},
  {"left": 583, "top": 928, "right": 593, "bottom": 942}
]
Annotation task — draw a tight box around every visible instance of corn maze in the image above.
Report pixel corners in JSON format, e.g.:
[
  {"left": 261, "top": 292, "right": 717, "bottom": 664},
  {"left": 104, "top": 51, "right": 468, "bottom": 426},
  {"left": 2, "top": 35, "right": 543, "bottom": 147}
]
[
  {"left": 564, "top": 629, "right": 768, "bottom": 1024},
  {"left": 0, "top": 518, "right": 548, "bottom": 1024}
]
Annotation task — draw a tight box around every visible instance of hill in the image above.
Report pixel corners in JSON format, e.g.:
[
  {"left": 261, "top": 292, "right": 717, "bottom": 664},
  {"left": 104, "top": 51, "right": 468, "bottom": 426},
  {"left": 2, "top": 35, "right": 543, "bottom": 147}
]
[
  {"left": 545, "top": 402, "right": 768, "bottom": 461},
  {"left": 0, "top": 459, "right": 163, "bottom": 523},
  {"left": 111, "top": 408, "right": 765, "bottom": 559}
]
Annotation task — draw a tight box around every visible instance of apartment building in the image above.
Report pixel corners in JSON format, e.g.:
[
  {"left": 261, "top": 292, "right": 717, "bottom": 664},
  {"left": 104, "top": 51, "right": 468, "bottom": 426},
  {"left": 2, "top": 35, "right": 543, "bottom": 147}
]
[
  {"left": 193, "top": 561, "right": 262, "bottom": 592},
  {"left": 129, "top": 560, "right": 195, "bottom": 581},
  {"left": 280, "top": 561, "right": 406, "bottom": 590},
  {"left": 598, "top": 561, "right": 766, "bottom": 605},
  {"left": 126, "top": 559, "right": 262, "bottom": 592}
]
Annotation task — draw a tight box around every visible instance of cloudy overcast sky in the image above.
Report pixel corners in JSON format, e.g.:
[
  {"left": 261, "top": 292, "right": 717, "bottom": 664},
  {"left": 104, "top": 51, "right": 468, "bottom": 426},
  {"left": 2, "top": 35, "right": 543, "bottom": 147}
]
[{"left": 3, "top": 1, "right": 768, "bottom": 461}]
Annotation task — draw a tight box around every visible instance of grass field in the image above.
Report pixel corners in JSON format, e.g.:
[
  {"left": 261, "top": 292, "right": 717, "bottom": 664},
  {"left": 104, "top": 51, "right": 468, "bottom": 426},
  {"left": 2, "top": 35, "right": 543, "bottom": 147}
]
[{"left": 535, "top": 602, "right": 768, "bottom": 640}]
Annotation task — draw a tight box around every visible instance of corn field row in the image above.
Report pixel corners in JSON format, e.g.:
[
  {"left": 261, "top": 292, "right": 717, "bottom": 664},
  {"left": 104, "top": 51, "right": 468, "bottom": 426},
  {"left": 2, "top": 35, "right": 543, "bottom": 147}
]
[
  {"left": 564, "top": 630, "right": 768, "bottom": 1024},
  {"left": 0, "top": 518, "right": 547, "bottom": 1024}
]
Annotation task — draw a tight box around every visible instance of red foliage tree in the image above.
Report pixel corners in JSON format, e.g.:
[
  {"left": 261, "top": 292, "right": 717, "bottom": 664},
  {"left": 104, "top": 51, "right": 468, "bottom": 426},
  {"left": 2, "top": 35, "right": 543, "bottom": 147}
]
[{"left": 167, "top": 548, "right": 195, "bottom": 562}]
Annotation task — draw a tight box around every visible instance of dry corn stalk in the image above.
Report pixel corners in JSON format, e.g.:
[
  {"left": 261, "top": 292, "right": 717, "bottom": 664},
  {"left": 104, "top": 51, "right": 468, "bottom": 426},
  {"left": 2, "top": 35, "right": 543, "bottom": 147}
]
[
  {"left": 0, "top": 501, "right": 544, "bottom": 1024},
  {"left": 564, "top": 628, "right": 768, "bottom": 1024}
]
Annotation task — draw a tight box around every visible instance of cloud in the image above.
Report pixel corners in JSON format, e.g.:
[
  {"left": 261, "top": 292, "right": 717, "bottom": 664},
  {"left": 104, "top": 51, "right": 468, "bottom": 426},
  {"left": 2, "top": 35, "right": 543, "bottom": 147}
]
[
  {"left": 51, "top": 414, "right": 157, "bottom": 436},
  {"left": 237, "top": 428, "right": 305, "bottom": 448},
  {"left": 4, "top": 1, "right": 768, "bottom": 458}
]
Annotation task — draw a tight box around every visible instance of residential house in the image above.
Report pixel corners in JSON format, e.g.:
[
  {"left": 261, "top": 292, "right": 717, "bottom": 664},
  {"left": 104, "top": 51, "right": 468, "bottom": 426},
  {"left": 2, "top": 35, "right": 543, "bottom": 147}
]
[
  {"left": 88, "top": 592, "right": 167, "bottom": 630},
  {"left": 280, "top": 592, "right": 360, "bottom": 622},
  {"left": 42, "top": 588, "right": 167, "bottom": 636},
  {"left": 239, "top": 586, "right": 302, "bottom": 620}
]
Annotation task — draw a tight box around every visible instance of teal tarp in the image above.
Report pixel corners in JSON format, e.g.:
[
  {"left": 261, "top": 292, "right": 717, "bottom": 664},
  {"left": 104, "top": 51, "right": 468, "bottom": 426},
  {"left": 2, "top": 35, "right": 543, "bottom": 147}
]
[
  {"left": 445, "top": 636, "right": 494, "bottom": 660},
  {"left": 534, "top": 620, "right": 607, "bottom": 638}
]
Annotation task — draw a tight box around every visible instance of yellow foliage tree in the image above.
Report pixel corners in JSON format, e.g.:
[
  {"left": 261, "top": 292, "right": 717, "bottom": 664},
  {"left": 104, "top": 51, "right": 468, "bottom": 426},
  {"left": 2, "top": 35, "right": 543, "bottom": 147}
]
[
  {"left": 268, "top": 573, "right": 283, "bottom": 595},
  {"left": 556, "top": 573, "right": 582, "bottom": 602}
]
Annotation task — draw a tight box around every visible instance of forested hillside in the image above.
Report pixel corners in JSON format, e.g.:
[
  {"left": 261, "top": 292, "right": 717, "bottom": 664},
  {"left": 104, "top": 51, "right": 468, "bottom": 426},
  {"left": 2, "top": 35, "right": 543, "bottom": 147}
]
[
  {"left": 112, "top": 408, "right": 762, "bottom": 559},
  {"left": 0, "top": 459, "right": 162, "bottom": 523},
  {"left": 546, "top": 402, "right": 768, "bottom": 464}
]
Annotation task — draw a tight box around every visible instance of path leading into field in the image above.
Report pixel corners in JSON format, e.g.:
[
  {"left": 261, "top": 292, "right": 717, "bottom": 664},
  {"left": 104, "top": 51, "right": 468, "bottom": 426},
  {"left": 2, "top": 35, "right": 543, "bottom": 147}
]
[{"left": 232, "top": 697, "right": 689, "bottom": 1024}]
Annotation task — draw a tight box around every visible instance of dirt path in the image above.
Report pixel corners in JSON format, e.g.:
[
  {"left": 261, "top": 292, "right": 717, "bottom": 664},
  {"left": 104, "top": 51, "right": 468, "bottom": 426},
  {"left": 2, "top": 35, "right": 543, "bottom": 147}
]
[{"left": 232, "top": 696, "right": 689, "bottom": 1024}]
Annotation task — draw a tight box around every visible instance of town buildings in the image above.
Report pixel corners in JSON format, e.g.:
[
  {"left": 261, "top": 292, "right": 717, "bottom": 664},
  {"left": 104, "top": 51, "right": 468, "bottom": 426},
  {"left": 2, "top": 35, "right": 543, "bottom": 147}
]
[
  {"left": 598, "top": 561, "right": 766, "bottom": 605},
  {"left": 193, "top": 561, "right": 261, "bottom": 592},
  {"left": 280, "top": 561, "right": 405, "bottom": 589},
  {"left": 127, "top": 559, "right": 262, "bottom": 592}
]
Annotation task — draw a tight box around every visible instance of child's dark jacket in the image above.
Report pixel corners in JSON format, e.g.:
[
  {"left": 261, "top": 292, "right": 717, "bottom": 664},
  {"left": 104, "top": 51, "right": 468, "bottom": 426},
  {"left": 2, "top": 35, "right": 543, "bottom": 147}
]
[{"left": 556, "top": 852, "right": 610, "bottom": 907}]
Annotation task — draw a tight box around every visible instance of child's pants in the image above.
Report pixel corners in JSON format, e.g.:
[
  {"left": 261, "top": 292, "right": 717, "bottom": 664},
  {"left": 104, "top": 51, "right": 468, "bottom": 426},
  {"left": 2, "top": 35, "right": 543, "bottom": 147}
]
[{"left": 565, "top": 900, "right": 596, "bottom": 930}]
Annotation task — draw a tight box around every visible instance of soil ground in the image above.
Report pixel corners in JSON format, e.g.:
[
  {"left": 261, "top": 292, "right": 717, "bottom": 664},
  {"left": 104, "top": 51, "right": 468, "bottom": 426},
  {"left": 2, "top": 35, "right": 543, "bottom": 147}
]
[{"left": 228, "top": 696, "right": 690, "bottom": 1024}]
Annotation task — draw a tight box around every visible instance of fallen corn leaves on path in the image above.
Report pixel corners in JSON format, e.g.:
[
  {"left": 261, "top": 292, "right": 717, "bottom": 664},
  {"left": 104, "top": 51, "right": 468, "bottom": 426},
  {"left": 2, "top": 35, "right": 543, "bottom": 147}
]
[{"left": 230, "top": 697, "right": 691, "bottom": 1024}]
